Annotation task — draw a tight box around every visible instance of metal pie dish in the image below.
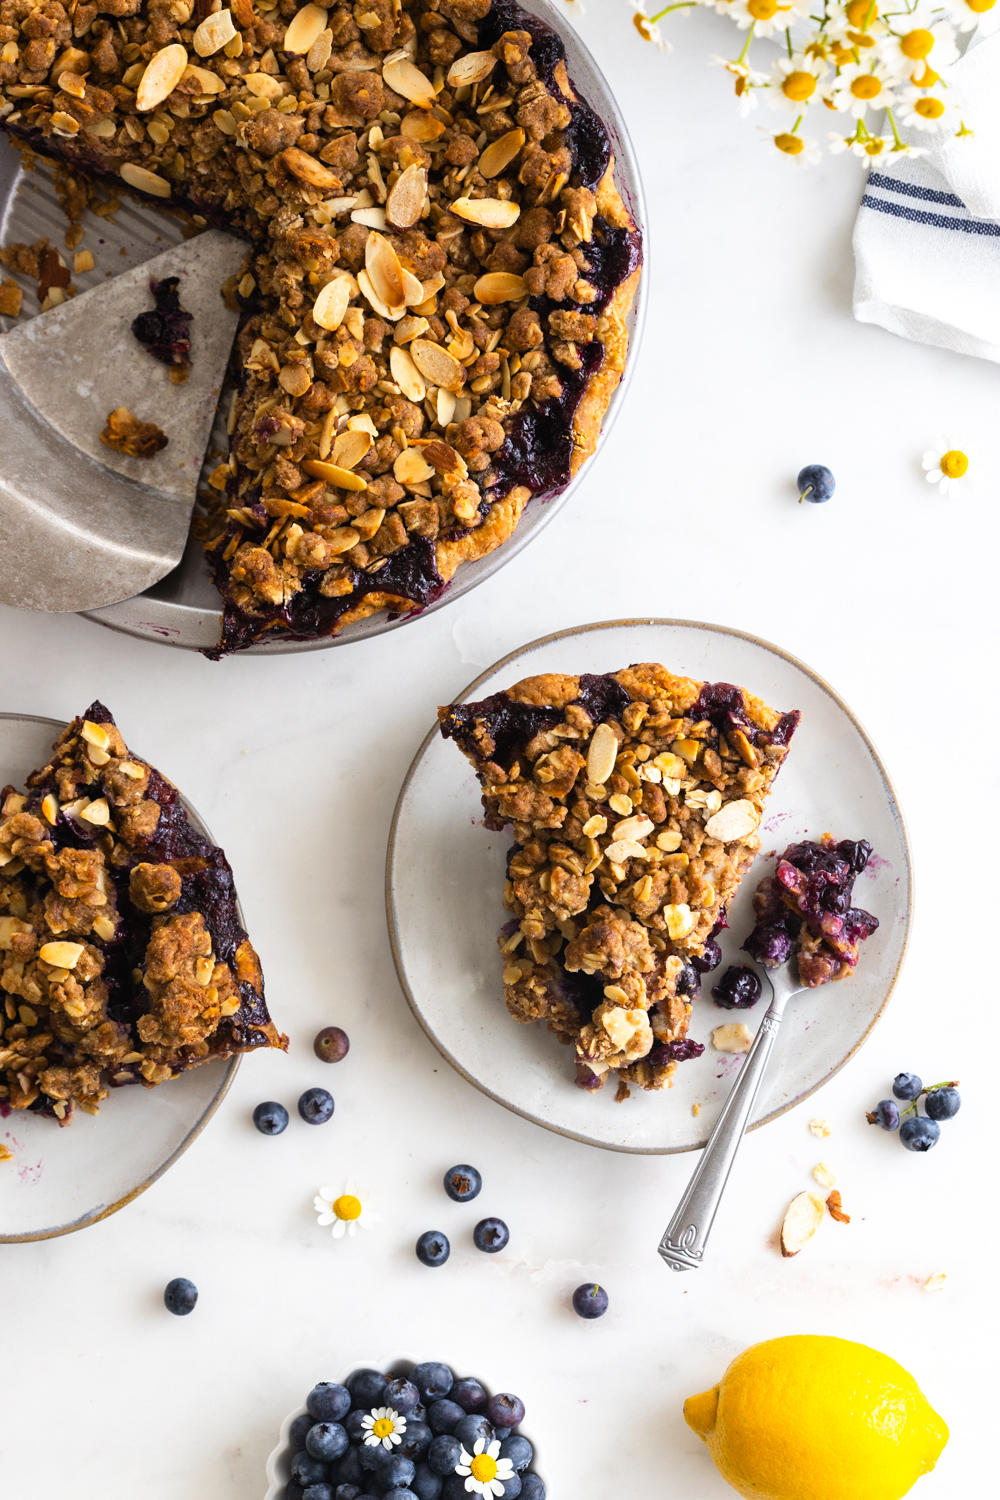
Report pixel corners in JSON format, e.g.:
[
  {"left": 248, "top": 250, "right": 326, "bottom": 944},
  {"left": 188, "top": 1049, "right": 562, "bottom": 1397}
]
[
  {"left": 0, "top": 0, "right": 646, "bottom": 655},
  {"left": 0, "top": 713, "right": 239, "bottom": 1241}
]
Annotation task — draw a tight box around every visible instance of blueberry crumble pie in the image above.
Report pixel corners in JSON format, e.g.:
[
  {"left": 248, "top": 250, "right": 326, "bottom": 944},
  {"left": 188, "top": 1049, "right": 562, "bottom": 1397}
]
[
  {"left": 0, "top": 0, "right": 641, "bottom": 655},
  {"left": 0, "top": 702, "right": 285, "bottom": 1123},
  {"left": 743, "top": 834, "right": 878, "bottom": 987},
  {"left": 440, "top": 665, "right": 799, "bottom": 1100}
]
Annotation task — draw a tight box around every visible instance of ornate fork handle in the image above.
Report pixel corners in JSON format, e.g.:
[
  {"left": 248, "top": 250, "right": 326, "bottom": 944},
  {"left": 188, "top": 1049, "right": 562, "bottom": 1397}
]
[{"left": 658, "top": 993, "right": 789, "bottom": 1272}]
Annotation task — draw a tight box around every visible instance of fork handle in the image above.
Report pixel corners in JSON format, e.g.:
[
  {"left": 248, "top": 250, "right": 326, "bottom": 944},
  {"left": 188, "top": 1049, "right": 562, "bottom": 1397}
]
[{"left": 658, "top": 998, "right": 787, "bottom": 1272}]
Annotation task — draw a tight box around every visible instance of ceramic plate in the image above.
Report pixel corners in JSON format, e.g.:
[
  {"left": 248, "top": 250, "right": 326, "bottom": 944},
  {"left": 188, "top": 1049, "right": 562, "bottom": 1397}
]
[
  {"left": 387, "top": 620, "right": 912, "bottom": 1155},
  {"left": 0, "top": 714, "right": 238, "bottom": 1241}
]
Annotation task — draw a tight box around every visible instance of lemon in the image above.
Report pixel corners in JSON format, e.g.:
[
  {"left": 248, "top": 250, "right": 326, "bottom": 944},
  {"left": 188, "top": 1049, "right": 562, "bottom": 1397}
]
[{"left": 684, "top": 1335, "right": 948, "bottom": 1500}]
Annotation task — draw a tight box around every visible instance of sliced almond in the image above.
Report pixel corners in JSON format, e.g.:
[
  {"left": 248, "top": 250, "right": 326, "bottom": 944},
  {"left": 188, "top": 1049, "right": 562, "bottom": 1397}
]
[
  {"left": 330, "top": 428, "right": 372, "bottom": 470},
  {"left": 279, "top": 363, "right": 311, "bottom": 397},
  {"left": 449, "top": 196, "right": 520, "bottom": 229},
  {"left": 93, "top": 915, "right": 116, "bottom": 943},
  {"left": 312, "top": 275, "right": 352, "bottom": 331},
  {"left": 365, "top": 230, "right": 405, "bottom": 310},
  {"left": 382, "top": 50, "right": 436, "bottom": 108},
  {"left": 603, "top": 838, "right": 648, "bottom": 865},
  {"left": 385, "top": 162, "right": 427, "bottom": 230},
  {"left": 712, "top": 1022, "right": 753, "bottom": 1053},
  {"left": 326, "top": 526, "right": 360, "bottom": 554},
  {"left": 80, "top": 719, "right": 110, "bottom": 751},
  {"left": 446, "top": 49, "right": 497, "bottom": 86},
  {"left": 422, "top": 440, "right": 466, "bottom": 477},
  {"left": 306, "top": 27, "right": 333, "bottom": 73},
  {"left": 704, "top": 799, "right": 760, "bottom": 843},
  {"left": 182, "top": 62, "right": 224, "bottom": 94},
  {"left": 409, "top": 337, "right": 464, "bottom": 393},
  {"left": 357, "top": 268, "right": 403, "bottom": 321},
  {"left": 436, "top": 387, "right": 457, "bottom": 426},
  {"left": 136, "top": 44, "right": 188, "bottom": 112},
  {"left": 664, "top": 903, "right": 696, "bottom": 940},
  {"left": 586, "top": 722, "right": 619, "bottom": 785},
  {"left": 479, "top": 126, "right": 525, "bottom": 179},
  {"left": 394, "top": 447, "right": 435, "bottom": 485},
  {"left": 389, "top": 345, "right": 426, "bottom": 402},
  {"left": 612, "top": 814, "right": 653, "bottom": 844},
  {"left": 39, "top": 941, "right": 84, "bottom": 969},
  {"left": 193, "top": 8, "right": 236, "bottom": 56},
  {"left": 245, "top": 71, "right": 283, "bottom": 99},
  {"left": 401, "top": 268, "right": 426, "bottom": 307},
  {"left": 79, "top": 797, "right": 110, "bottom": 826},
  {"left": 120, "top": 162, "right": 172, "bottom": 197},
  {"left": 401, "top": 111, "right": 446, "bottom": 142},
  {"left": 41, "top": 793, "right": 59, "bottom": 825},
  {"left": 473, "top": 271, "right": 528, "bottom": 305},
  {"left": 780, "top": 1191, "right": 825, "bottom": 1256},
  {"left": 351, "top": 207, "right": 388, "bottom": 230},
  {"left": 301, "top": 459, "right": 368, "bottom": 492},
  {"left": 281, "top": 146, "right": 342, "bottom": 191},
  {"left": 282, "top": 2, "right": 327, "bottom": 55},
  {"left": 923, "top": 1271, "right": 947, "bottom": 1293},
  {"left": 394, "top": 314, "right": 429, "bottom": 344}
]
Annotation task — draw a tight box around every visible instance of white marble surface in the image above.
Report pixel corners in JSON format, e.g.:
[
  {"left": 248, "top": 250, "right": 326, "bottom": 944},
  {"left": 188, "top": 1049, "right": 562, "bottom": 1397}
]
[{"left": 0, "top": 4, "right": 993, "bottom": 1495}]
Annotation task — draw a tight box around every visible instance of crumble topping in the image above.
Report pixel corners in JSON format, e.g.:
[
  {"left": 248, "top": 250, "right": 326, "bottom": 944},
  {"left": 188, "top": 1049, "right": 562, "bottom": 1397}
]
[
  {"left": 100, "top": 404, "right": 170, "bottom": 455},
  {"left": 441, "top": 665, "right": 799, "bottom": 1099}
]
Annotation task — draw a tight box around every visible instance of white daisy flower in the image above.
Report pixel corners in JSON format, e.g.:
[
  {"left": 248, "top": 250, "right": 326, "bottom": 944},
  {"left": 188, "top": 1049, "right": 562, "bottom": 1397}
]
[
  {"left": 362, "top": 1406, "right": 407, "bottom": 1450},
  {"left": 709, "top": 55, "right": 768, "bottom": 116},
  {"left": 879, "top": 16, "right": 959, "bottom": 80},
  {"left": 455, "top": 1438, "right": 517, "bottom": 1499},
  {"left": 824, "top": 0, "right": 889, "bottom": 42},
  {"left": 727, "top": 0, "right": 811, "bottom": 37},
  {"left": 830, "top": 60, "right": 899, "bottom": 117},
  {"left": 828, "top": 128, "right": 893, "bottom": 165},
  {"left": 922, "top": 438, "right": 970, "bottom": 496},
  {"left": 899, "top": 84, "right": 959, "bottom": 131},
  {"left": 766, "top": 52, "right": 829, "bottom": 112},
  {"left": 944, "top": 0, "right": 1000, "bottom": 34},
  {"left": 761, "top": 126, "right": 822, "bottom": 166},
  {"left": 313, "top": 1179, "right": 378, "bottom": 1239},
  {"left": 627, "top": 1, "right": 673, "bottom": 52}
]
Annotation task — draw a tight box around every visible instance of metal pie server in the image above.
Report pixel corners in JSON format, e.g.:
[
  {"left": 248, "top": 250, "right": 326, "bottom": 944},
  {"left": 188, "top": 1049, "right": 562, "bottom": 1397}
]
[
  {"left": 658, "top": 961, "right": 805, "bottom": 1271},
  {"left": 0, "top": 229, "right": 245, "bottom": 614}
]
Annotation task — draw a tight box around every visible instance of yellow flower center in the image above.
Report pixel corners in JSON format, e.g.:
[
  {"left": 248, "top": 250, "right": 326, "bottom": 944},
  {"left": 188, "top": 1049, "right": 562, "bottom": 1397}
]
[
  {"left": 911, "top": 64, "right": 940, "bottom": 85},
  {"left": 940, "top": 450, "right": 968, "bottom": 478},
  {"left": 845, "top": 0, "right": 877, "bottom": 26},
  {"left": 831, "top": 41, "right": 855, "bottom": 62},
  {"left": 915, "top": 96, "right": 945, "bottom": 118},
  {"left": 901, "top": 28, "right": 935, "bottom": 58},
  {"left": 372, "top": 1417, "right": 395, "bottom": 1439},
  {"left": 863, "top": 138, "right": 886, "bottom": 155},
  {"left": 748, "top": 0, "right": 779, "bottom": 18},
  {"left": 967, "top": 0, "right": 996, "bottom": 11},
  {"left": 851, "top": 74, "right": 882, "bottom": 98},
  {"left": 333, "top": 1194, "right": 362, "bottom": 1220},
  {"left": 782, "top": 70, "right": 817, "bottom": 100},
  {"left": 633, "top": 12, "right": 655, "bottom": 40},
  {"left": 848, "top": 28, "right": 877, "bottom": 45},
  {"left": 470, "top": 1455, "right": 499, "bottom": 1482},
  {"left": 774, "top": 132, "right": 804, "bottom": 154}
]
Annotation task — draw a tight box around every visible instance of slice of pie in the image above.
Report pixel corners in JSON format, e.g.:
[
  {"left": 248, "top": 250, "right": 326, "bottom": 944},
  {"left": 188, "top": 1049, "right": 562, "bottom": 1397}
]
[
  {"left": 440, "top": 665, "right": 800, "bottom": 1100},
  {"left": 0, "top": 702, "right": 285, "bottom": 1123}
]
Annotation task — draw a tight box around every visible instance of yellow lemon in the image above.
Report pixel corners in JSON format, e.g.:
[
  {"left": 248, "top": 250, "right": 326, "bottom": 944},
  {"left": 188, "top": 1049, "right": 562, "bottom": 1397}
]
[{"left": 684, "top": 1335, "right": 948, "bottom": 1500}]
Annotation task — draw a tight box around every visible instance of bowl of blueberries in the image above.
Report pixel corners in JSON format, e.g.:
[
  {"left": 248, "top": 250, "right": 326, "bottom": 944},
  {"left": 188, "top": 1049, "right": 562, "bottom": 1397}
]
[{"left": 266, "top": 1359, "right": 545, "bottom": 1500}]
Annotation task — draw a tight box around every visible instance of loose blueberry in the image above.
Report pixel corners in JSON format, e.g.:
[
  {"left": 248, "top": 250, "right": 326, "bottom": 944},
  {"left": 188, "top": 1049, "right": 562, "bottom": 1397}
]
[
  {"left": 377, "top": 1453, "right": 415, "bottom": 1490},
  {"left": 866, "top": 1100, "right": 900, "bottom": 1131},
  {"left": 343, "top": 1409, "right": 370, "bottom": 1443},
  {"left": 487, "top": 1394, "right": 525, "bottom": 1430},
  {"left": 290, "top": 1413, "right": 315, "bottom": 1451},
  {"left": 519, "top": 1479, "right": 546, "bottom": 1500},
  {"left": 383, "top": 1490, "right": 420, "bottom": 1500},
  {"left": 292, "top": 1453, "right": 329, "bottom": 1487},
  {"left": 307, "top": 1424, "right": 349, "bottom": 1463},
  {"left": 308, "top": 1384, "right": 352, "bottom": 1423},
  {"left": 253, "top": 1100, "right": 289, "bottom": 1135},
  {"left": 571, "top": 1283, "right": 609, "bottom": 1319},
  {"left": 925, "top": 1086, "right": 961, "bottom": 1121},
  {"left": 396, "top": 1420, "right": 433, "bottom": 1460},
  {"left": 450, "top": 1379, "right": 488, "bottom": 1413},
  {"left": 347, "top": 1368, "right": 388, "bottom": 1407},
  {"left": 428, "top": 1435, "right": 463, "bottom": 1477},
  {"left": 442, "top": 1478, "right": 469, "bottom": 1500},
  {"left": 358, "top": 1444, "right": 381, "bottom": 1474},
  {"left": 286, "top": 1484, "right": 304, "bottom": 1500},
  {"left": 892, "top": 1072, "right": 923, "bottom": 1101},
  {"left": 443, "top": 1163, "right": 482, "bottom": 1202},
  {"left": 499, "top": 1436, "right": 533, "bottom": 1472},
  {"left": 711, "top": 966, "right": 762, "bottom": 1010},
  {"left": 473, "top": 1217, "right": 509, "bottom": 1253},
  {"left": 412, "top": 1464, "right": 444, "bottom": 1500},
  {"left": 335, "top": 1448, "right": 364, "bottom": 1487},
  {"left": 298, "top": 1087, "right": 335, "bottom": 1124},
  {"left": 427, "top": 1399, "right": 464, "bottom": 1434},
  {"left": 384, "top": 1379, "right": 421, "bottom": 1415},
  {"left": 797, "top": 463, "right": 835, "bottom": 504},
  {"left": 303, "top": 1486, "right": 334, "bottom": 1500},
  {"left": 900, "top": 1116, "right": 941, "bottom": 1152},
  {"left": 453, "top": 1415, "right": 494, "bottom": 1452},
  {"left": 335, "top": 1488, "right": 362, "bottom": 1500},
  {"left": 495, "top": 1476, "right": 521, "bottom": 1498},
  {"left": 314, "top": 1026, "right": 350, "bottom": 1063},
  {"left": 411, "top": 1362, "right": 454, "bottom": 1402},
  {"left": 163, "top": 1277, "right": 198, "bottom": 1315},
  {"left": 416, "top": 1231, "right": 450, "bottom": 1267}
]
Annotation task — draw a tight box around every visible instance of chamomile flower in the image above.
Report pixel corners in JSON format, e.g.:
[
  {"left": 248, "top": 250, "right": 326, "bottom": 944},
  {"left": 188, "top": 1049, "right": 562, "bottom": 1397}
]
[
  {"left": 362, "top": 1407, "right": 407, "bottom": 1450},
  {"left": 830, "top": 60, "right": 899, "bottom": 117},
  {"left": 825, "top": 0, "right": 889, "bottom": 43},
  {"left": 767, "top": 51, "right": 829, "bottom": 111},
  {"left": 922, "top": 438, "right": 971, "bottom": 496},
  {"left": 455, "top": 1439, "right": 517, "bottom": 1499},
  {"left": 728, "top": 0, "right": 811, "bottom": 37},
  {"left": 761, "top": 125, "right": 822, "bottom": 165},
  {"left": 628, "top": 1, "right": 673, "bottom": 51},
  {"left": 828, "top": 127, "right": 892, "bottom": 164},
  {"left": 879, "top": 15, "right": 958, "bottom": 80},
  {"left": 710, "top": 55, "right": 768, "bottom": 116},
  {"left": 899, "top": 84, "right": 958, "bottom": 131},
  {"left": 313, "top": 1179, "right": 378, "bottom": 1238},
  {"left": 944, "top": 0, "right": 1000, "bottom": 34}
]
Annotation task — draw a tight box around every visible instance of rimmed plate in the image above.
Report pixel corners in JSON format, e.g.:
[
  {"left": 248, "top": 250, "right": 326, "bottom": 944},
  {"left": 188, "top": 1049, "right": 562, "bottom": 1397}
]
[
  {"left": 0, "top": 714, "right": 238, "bottom": 1241},
  {"left": 386, "top": 619, "right": 912, "bottom": 1155}
]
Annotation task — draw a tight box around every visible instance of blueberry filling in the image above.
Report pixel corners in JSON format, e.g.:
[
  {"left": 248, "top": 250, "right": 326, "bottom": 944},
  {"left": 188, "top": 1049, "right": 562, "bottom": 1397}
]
[
  {"left": 131, "top": 276, "right": 192, "bottom": 381},
  {"left": 743, "top": 836, "right": 878, "bottom": 987}
]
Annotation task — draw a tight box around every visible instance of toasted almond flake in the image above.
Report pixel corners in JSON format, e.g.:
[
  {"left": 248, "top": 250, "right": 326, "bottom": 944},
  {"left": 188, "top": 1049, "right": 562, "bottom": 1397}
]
[
  {"left": 365, "top": 230, "right": 406, "bottom": 310},
  {"left": 244, "top": 71, "right": 283, "bottom": 99},
  {"left": 612, "top": 814, "right": 653, "bottom": 844},
  {"left": 389, "top": 344, "right": 426, "bottom": 402},
  {"left": 813, "top": 1162, "right": 837, "bottom": 1189},
  {"left": 79, "top": 797, "right": 110, "bottom": 826},
  {"left": 135, "top": 42, "right": 188, "bottom": 111},
  {"left": 446, "top": 49, "right": 497, "bottom": 86},
  {"left": 409, "top": 337, "right": 464, "bottom": 393},
  {"left": 704, "top": 798, "right": 760, "bottom": 843},
  {"left": 386, "top": 162, "right": 427, "bottom": 229},
  {"left": 581, "top": 815, "right": 607, "bottom": 838},
  {"left": 603, "top": 838, "right": 647, "bottom": 864},
  {"left": 923, "top": 1271, "right": 947, "bottom": 1293},
  {"left": 283, "top": 1, "right": 327, "bottom": 54},
  {"left": 87, "top": 744, "right": 111, "bottom": 767},
  {"left": 586, "top": 722, "right": 618, "bottom": 785},
  {"left": 326, "top": 525, "right": 360, "bottom": 553},
  {"left": 358, "top": 267, "right": 403, "bottom": 321},
  {"left": 213, "top": 107, "right": 237, "bottom": 135},
  {"left": 301, "top": 458, "right": 368, "bottom": 492},
  {"left": 449, "top": 195, "right": 520, "bottom": 229},
  {"left": 93, "top": 914, "right": 116, "bottom": 942},
  {"left": 479, "top": 126, "right": 526, "bottom": 179},
  {"left": 281, "top": 145, "right": 342, "bottom": 191},
  {"left": 182, "top": 61, "right": 224, "bottom": 93},
  {"left": 74, "top": 247, "right": 96, "bottom": 272},
  {"left": 80, "top": 719, "right": 110, "bottom": 751},
  {"left": 826, "top": 1189, "right": 851, "bottom": 1223},
  {"left": 306, "top": 27, "right": 333, "bottom": 72},
  {"left": 809, "top": 1118, "right": 832, "bottom": 1138},
  {"left": 419, "top": 273, "right": 446, "bottom": 302},
  {"left": 394, "top": 314, "right": 429, "bottom": 345},
  {"left": 394, "top": 447, "right": 435, "bottom": 485},
  {"left": 436, "top": 387, "right": 457, "bottom": 426},
  {"left": 473, "top": 270, "right": 528, "bottom": 305},
  {"left": 312, "top": 275, "right": 351, "bottom": 331},
  {"left": 41, "top": 793, "right": 59, "bottom": 826},
  {"left": 401, "top": 110, "right": 446, "bottom": 141},
  {"left": 351, "top": 206, "right": 388, "bottom": 229},
  {"left": 382, "top": 49, "right": 436, "bottom": 108},
  {"left": 330, "top": 428, "right": 372, "bottom": 470},
  {"left": 120, "top": 162, "right": 172, "bottom": 197},
  {"left": 663, "top": 903, "right": 696, "bottom": 940},
  {"left": 780, "top": 1192, "right": 825, "bottom": 1256},
  {"left": 193, "top": 7, "right": 236, "bottom": 55},
  {"left": 712, "top": 1022, "right": 753, "bottom": 1053},
  {"left": 51, "top": 109, "right": 80, "bottom": 136},
  {"left": 39, "top": 941, "right": 84, "bottom": 969}
]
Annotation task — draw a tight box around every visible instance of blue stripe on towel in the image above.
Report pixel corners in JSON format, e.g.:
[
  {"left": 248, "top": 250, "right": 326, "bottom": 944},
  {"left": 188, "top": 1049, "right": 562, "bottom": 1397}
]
[
  {"left": 860, "top": 194, "right": 1000, "bottom": 237},
  {"left": 867, "top": 172, "right": 966, "bottom": 208}
]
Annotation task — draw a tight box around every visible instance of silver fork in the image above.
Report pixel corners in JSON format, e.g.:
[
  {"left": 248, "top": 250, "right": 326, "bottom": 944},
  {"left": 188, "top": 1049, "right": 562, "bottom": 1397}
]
[{"left": 658, "top": 961, "right": 804, "bottom": 1272}]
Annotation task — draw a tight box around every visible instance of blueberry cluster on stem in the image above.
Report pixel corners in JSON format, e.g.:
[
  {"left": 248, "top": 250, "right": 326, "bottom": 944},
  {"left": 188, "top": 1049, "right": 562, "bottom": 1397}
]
[{"left": 866, "top": 1073, "right": 961, "bottom": 1152}]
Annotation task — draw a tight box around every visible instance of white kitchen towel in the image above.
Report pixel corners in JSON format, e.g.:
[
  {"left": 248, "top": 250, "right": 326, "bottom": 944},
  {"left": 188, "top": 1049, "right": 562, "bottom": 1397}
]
[{"left": 852, "top": 33, "right": 1000, "bottom": 362}]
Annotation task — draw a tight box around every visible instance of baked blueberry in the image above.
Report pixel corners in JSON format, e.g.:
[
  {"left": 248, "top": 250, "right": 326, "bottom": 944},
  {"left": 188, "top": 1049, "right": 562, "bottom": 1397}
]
[
  {"left": 453, "top": 1415, "right": 494, "bottom": 1452},
  {"left": 450, "top": 1379, "right": 488, "bottom": 1413},
  {"left": 411, "top": 1363, "right": 454, "bottom": 1401},
  {"left": 893, "top": 1073, "right": 923, "bottom": 1101},
  {"left": 298, "top": 1087, "right": 334, "bottom": 1124},
  {"left": 253, "top": 1100, "right": 289, "bottom": 1135},
  {"left": 500, "top": 1436, "right": 533, "bottom": 1472},
  {"left": 291, "top": 1452, "right": 329, "bottom": 1487},
  {"left": 412, "top": 1464, "right": 444, "bottom": 1500},
  {"left": 427, "top": 1400, "right": 464, "bottom": 1434},
  {"left": 428, "top": 1435, "right": 463, "bottom": 1476},
  {"left": 925, "top": 1086, "right": 960, "bottom": 1121},
  {"left": 396, "top": 1420, "right": 432, "bottom": 1460},
  {"left": 307, "top": 1424, "right": 349, "bottom": 1463},
  {"left": 487, "top": 1394, "right": 525, "bottom": 1431},
  {"left": 377, "top": 1453, "right": 415, "bottom": 1490},
  {"left": 473, "top": 1218, "right": 509, "bottom": 1254},
  {"left": 163, "top": 1277, "right": 198, "bottom": 1315},
  {"left": 347, "top": 1368, "right": 387, "bottom": 1407},
  {"left": 867, "top": 1100, "right": 900, "bottom": 1131},
  {"left": 519, "top": 1477, "right": 546, "bottom": 1500},
  {"left": 314, "top": 1026, "right": 350, "bottom": 1063},
  {"left": 691, "top": 938, "right": 722, "bottom": 974},
  {"left": 290, "top": 1413, "right": 315, "bottom": 1450},
  {"left": 384, "top": 1379, "right": 421, "bottom": 1415},
  {"left": 797, "top": 464, "right": 835, "bottom": 503},
  {"left": 443, "top": 1164, "right": 482, "bottom": 1203},
  {"left": 416, "top": 1231, "right": 450, "bottom": 1268},
  {"left": 572, "top": 1283, "right": 608, "bottom": 1319},
  {"left": 308, "top": 1384, "right": 352, "bottom": 1423},
  {"left": 711, "top": 967, "right": 762, "bottom": 1010},
  {"left": 900, "top": 1117, "right": 940, "bottom": 1152}
]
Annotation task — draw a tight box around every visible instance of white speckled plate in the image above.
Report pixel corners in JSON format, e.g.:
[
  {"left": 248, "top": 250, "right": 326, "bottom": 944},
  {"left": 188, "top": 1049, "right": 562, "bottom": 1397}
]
[
  {"left": 387, "top": 620, "right": 912, "bottom": 1155},
  {"left": 0, "top": 714, "right": 238, "bottom": 1240}
]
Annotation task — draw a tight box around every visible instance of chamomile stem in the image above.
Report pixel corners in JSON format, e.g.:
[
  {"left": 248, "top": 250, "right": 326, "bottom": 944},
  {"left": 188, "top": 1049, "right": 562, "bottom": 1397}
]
[
  {"left": 738, "top": 22, "right": 755, "bottom": 62},
  {"left": 649, "top": 2, "right": 697, "bottom": 18},
  {"left": 886, "top": 106, "right": 903, "bottom": 148}
]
